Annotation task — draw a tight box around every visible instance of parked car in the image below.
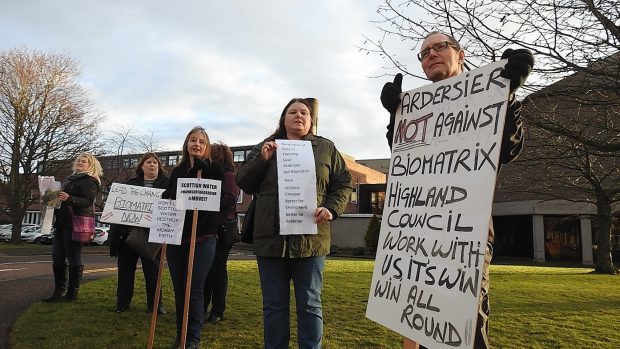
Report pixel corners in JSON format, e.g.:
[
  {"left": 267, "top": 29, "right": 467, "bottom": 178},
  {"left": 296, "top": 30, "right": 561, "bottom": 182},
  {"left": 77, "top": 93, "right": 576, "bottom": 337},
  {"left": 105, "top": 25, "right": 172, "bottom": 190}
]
[
  {"left": 91, "top": 227, "right": 109, "bottom": 246},
  {"left": 0, "top": 223, "right": 39, "bottom": 242},
  {"left": 34, "top": 230, "right": 55, "bottom": 245},
  {"left": 21, "top": 226, "right": 46, "bottom": 243}
]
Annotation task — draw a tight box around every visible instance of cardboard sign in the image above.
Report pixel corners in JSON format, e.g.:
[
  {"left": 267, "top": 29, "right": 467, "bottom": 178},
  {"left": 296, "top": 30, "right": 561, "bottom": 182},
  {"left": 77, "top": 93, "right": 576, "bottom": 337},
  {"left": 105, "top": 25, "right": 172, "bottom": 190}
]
[
  {"left": 100, "top": 183, "right": 164, "bottom": 227},
  {"left": 366, "top": 61, "right": 509, "bottom": 349},
  {"left": 149, "top": 199, "right": 185, "bottom": 245},
  {"left": 276, "top": 139, "right": 318, "bottom": 235},
  {"left": 175, "top": 178, "right": 221, "bottom": 211}
]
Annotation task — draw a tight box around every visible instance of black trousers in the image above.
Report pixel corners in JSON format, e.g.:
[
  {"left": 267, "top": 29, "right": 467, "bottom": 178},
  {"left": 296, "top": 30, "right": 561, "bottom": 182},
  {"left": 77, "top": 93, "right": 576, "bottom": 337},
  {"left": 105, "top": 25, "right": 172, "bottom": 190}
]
[
  {"left": 52, "top": 225, "right": 83, "bottom": 267},
  {"left": 203, "top": 242, "right": 232, "bottom": 317},
  {"left": 116, "top": 242, "right": 161, "bottom": 309}
]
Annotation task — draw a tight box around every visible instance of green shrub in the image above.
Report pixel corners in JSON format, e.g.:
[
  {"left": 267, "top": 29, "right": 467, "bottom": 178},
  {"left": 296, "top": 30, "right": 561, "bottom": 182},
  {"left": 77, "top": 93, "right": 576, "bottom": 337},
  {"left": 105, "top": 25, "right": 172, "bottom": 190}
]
[{"left": 364, "top": 214, "right": 381, "bottom": 253}]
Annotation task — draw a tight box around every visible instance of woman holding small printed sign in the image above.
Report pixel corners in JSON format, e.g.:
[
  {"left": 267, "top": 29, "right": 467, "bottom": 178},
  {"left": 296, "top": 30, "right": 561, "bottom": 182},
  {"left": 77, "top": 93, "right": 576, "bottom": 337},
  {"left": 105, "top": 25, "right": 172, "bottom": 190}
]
[
  {"left": 380, "top": 32, "right": 533, "bottom": 349},
  {"left": 43, "top": 153, "right": 102, "bottom": 303},
  {"left": 108, "top": 152, "right": 169, "bottom": 315},
  {"left": 161, "top": 127, "right": 224, "bottom": 349},
  {"left": 237, "top": 98, "right": 352, "bottom": 349}
]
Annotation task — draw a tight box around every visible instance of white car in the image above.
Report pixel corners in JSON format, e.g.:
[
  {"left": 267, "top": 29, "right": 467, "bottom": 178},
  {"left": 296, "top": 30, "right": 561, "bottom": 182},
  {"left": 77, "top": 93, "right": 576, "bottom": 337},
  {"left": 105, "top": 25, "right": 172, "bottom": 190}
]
[
  {"left": 0, "top": 223, "right": 39, "bottom": 242},
  {"left": 92, "top": 227, "right": 109, "bottom": 246},
  {"left": 21, "top": 226, "right": 46, "bottom": 243}
]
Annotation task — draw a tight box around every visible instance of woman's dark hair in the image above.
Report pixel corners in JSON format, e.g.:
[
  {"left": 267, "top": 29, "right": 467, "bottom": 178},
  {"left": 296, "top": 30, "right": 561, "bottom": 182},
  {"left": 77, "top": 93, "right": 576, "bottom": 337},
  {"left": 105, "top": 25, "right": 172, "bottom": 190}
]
[
  {"left": 211, "top": 142, "right": 235, "bottom": 171},
  {"left": 265, "top": 98, "right": 313, "bottom": 141},
  {"left": 179, "top": 126, "right": 211, "bottom": 167},
  {"left": 135, "top": 152, "right": 167, "bottom": 177}
]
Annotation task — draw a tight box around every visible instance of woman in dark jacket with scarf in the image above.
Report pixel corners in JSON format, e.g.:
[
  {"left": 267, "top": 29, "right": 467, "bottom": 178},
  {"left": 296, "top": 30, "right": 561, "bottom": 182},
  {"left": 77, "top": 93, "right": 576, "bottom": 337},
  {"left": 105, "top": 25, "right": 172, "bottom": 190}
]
[
  {"left": 109, "top": 152, "right": 169, "bottom": 314},
  {"left": 162, "top": 126, "right": 224, "bottom": 349},
  {"left": 237, "top": 98, "right": 352, "bottom": 349},
  {"left": 43, "top": 152, "right": 102, "bottom": 303}
]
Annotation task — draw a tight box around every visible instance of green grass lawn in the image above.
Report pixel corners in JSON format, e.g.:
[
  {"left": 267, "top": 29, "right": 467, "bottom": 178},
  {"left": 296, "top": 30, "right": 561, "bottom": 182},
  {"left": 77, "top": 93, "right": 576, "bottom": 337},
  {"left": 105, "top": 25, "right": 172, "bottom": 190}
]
[{"left": 11, "top": 260, "right": 620, "bottom": 349}]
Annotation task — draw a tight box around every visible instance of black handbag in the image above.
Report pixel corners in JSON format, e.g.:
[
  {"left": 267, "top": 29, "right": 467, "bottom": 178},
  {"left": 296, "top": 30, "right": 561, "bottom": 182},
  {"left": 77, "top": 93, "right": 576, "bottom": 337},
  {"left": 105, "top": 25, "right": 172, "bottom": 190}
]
[
  {"left": 240, "top": 198, "right": 256, "bottom": 244},
  {"left": 218, "top": 218, "right": 240, "bottom": 247}
]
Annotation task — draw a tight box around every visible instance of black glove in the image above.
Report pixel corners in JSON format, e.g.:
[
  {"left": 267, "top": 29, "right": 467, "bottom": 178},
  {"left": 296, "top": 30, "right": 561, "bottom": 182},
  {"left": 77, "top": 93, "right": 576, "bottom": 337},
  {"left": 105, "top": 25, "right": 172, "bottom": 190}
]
[
  {"left": 192, "top": 158, "right": 210, "bottom": 173},
  {"left": 499, "top": 48, "right": 534, "bottom": 94},
  {"left": 380, "top": 73, "right": 403, "bottom": 114}
]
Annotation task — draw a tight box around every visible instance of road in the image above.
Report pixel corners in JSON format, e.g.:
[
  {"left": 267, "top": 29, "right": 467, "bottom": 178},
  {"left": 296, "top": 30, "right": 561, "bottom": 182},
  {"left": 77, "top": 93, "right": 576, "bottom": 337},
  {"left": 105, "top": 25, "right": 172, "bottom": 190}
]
[{"left": 0, "top": 244, "right": 256, "bottom": 349}]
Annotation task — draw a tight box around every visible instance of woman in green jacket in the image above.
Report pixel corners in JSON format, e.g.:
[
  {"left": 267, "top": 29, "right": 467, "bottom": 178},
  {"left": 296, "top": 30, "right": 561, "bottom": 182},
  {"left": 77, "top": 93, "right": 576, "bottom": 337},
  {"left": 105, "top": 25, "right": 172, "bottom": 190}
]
[{"left": 237, "top": 98, "right": 352, "bottom": 349}]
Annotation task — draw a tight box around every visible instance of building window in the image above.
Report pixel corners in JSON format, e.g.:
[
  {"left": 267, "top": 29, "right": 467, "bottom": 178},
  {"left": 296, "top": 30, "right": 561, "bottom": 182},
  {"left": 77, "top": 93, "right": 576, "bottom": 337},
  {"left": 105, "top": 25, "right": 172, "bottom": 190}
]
[
  {"left": 237, "top": 190, "right": 244, "bottom": 204},
  {"left": 130, "top": 158, "right": 138, "bottom": 168},
  {"left": 159, "top": 155, "right": 167, "bottom": 164},
  {"left": 234, "top": 150, "right": 245, "bottom": 163},
  {"left": 350, "top": 187, "right": 357, "bottom": 204},
  {"left": 544, "top": 216, "right": 581, "bottom": 261},
  {"left": 168, "top": 155, "right": 180, "bottom": 167}
]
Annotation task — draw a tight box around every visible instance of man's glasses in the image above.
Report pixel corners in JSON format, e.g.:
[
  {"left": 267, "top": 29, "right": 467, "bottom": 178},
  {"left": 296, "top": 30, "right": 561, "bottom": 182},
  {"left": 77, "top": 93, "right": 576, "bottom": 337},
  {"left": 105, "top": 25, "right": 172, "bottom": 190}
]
[{"left": 417, "top": 41, "right": 459, "bottom": 61}]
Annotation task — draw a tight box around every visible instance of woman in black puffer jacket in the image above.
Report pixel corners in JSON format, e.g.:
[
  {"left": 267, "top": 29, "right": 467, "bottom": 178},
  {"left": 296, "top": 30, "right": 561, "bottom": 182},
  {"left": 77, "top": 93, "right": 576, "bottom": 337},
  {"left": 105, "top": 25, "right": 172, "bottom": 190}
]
[{"left": 43, "top": 153, "right": 102, "bottom": 303}]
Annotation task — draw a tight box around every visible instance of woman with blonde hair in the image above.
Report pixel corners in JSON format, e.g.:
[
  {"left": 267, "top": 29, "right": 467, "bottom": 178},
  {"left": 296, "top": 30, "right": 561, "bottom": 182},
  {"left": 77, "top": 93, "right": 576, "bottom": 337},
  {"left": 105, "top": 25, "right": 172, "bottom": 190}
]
[{"left": 43, "top": 152, "right": 102, "bottom": 302}]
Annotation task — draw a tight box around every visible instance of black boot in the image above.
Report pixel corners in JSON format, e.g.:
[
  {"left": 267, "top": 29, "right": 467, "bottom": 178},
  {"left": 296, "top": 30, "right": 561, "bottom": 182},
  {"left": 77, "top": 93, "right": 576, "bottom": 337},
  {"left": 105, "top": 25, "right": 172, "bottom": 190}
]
[
  {"left": 42, "top": 264, "right": 67, "bottom": 303},
  {"left": 63, "top": 265, "right": 84, "bottom": 302}
]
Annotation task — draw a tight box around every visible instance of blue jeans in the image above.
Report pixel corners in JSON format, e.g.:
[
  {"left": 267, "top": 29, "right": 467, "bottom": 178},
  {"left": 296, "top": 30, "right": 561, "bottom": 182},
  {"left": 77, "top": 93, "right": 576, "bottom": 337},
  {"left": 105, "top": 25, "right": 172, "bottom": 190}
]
[
  {"left": 167, "top": 237, "right": 216, "bottom": 346},
  {"left": 257, "top": 256, "right": 325, "bottom": 349}
]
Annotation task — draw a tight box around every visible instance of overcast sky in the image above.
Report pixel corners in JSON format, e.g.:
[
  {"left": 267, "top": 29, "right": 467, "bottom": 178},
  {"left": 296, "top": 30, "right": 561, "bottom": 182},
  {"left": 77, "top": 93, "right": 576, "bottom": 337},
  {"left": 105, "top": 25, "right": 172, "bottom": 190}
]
[{"left": 0, "top": 1, "right": 428, "bottom": 160}]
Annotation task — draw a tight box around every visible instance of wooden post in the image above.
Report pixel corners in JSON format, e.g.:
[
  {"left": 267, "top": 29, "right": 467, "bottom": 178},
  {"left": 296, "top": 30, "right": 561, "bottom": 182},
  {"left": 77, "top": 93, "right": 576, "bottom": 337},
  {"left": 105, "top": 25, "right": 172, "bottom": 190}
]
[
  {"left": 403, "top": 338, "right": 419, "bottom": 349},
  {"left": 147, "top": 243, "right": 167, "bottom": 349},
  {"left": 305, "top": 97, "right": 319, "bottom": 135},
  {"left": 180, "top": 167, "right": 202, "bottom": 349}
]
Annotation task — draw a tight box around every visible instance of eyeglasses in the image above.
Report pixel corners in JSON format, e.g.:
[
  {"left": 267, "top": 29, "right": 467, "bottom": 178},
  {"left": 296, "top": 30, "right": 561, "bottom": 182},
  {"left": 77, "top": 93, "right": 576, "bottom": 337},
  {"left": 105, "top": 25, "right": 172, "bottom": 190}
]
[{"left": 417, "top": 41, "right": 459, "bottom": 61}]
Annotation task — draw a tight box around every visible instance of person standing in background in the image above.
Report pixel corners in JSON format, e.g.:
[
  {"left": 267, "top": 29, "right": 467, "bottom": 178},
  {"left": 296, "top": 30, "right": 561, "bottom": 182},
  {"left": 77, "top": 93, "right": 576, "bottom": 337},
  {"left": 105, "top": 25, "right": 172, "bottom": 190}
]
[
  {"left": 43, "top": 153, "right": 102, "bottom": 303},
  {"left": 108, "top": 152, "right": 169, "bottom": 315},
  {"left": 204, "top": 142, "right": 241, "bottom": 324}
]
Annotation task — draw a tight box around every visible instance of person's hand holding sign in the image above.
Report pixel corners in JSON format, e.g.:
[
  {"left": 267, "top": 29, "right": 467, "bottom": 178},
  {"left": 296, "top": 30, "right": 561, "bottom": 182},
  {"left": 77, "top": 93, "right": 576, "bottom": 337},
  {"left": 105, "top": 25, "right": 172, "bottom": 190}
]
[
  {"left": 314, "top": 207, "right": 333, "bottom": 224},
  {"left": 58, "top": 191, "right": 69, "bottom": 201},
  {"left": 261, "top": 141, "right": 278, "bottom": 161}
]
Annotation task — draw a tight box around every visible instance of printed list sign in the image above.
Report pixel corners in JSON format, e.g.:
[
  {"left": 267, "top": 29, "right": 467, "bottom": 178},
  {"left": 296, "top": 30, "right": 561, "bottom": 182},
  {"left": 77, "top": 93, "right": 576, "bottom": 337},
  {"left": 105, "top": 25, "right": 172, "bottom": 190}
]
[
  {"left": 149, "top": 199, "right": 185, "bottom": 245},
  {"left": 366, "top": 61, "right": 509, "bottom": 349},
  {"left": 100, "top": 183, "right": 165, "bottom": 228},
  {"left": 275, "top": 139, "right": 318, "bottom": 235},
  {"left": 175, "top": 178, "right": 221, "bottom": 211}
]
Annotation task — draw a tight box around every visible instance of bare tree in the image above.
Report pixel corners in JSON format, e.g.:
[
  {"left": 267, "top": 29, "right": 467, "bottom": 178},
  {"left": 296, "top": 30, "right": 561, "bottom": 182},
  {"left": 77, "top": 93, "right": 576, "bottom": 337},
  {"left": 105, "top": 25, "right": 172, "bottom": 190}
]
[
  {"left": 0, "top": 48, "right": 100, "bottom": 243},
  {"left": 364, "top": 1, "right": 619, "bottom": 273},
  {"left": 99, "top": 124, "right": 165, "bottom": 191}
]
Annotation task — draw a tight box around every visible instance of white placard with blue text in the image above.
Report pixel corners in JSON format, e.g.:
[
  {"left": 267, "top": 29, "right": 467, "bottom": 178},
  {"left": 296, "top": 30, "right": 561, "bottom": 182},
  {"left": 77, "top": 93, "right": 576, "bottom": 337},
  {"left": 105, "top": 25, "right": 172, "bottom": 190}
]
[
  {"left": 175, "top": 178, "right": 221, "bottom": 211},
  {"left": 366, "top": 60, "right": 509, "bottom": 349},
  {"left": 100, "top": 183, "right": 165, "bottom": 228},
  {"left": 149, "top": 199, "right": 185, "bottom": 245},
  {"left": 276, "top": 139, "right": 318, "bottom": 235}
]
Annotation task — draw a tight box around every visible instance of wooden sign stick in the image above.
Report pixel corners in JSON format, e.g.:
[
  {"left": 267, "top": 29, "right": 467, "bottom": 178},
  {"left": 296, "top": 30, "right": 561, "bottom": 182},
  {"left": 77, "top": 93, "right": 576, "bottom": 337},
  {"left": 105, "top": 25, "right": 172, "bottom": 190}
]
[
  {"left": 147, "top": 242, "right": 167, "bottom": 349},
  {"left": 180, "top": 168, "right": 202, "bottom": 349}
]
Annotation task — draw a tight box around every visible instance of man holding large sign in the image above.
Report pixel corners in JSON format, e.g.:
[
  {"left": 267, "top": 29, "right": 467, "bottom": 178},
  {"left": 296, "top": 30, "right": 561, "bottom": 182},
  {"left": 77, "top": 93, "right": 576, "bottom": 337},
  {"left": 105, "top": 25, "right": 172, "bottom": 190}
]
[{"left": 368, "top": 32, "right": 533, "bottom": 349}]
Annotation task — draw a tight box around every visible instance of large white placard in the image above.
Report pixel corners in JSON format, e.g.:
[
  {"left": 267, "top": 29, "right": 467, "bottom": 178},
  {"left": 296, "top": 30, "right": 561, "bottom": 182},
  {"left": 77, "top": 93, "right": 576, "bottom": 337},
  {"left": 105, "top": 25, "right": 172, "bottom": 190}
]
[
  {"left": 175, "top": 178, "right": 221, "bottom": 211},
  {"left": 149, "top": 199, "right": 185, "bottom": 245},
  {"left": 276, "top": 139, "right": 318, "bottom": 235},
  {"left": 366, "top": 61, "right": 509, "bottom": 349},
  {"left": 100, "top": 183, "right": 164, "bottom": 228}
]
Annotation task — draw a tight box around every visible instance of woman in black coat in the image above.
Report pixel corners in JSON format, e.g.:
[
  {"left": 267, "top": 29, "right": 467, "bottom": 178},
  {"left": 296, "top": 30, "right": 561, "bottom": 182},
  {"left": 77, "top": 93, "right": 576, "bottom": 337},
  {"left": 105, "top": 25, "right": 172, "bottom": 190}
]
[
  {"left": 109, "top": 152, "right": 169, "bottom": 314},
  {"left": 43, "top": 153, "right": 102, "bottom": 302}
]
